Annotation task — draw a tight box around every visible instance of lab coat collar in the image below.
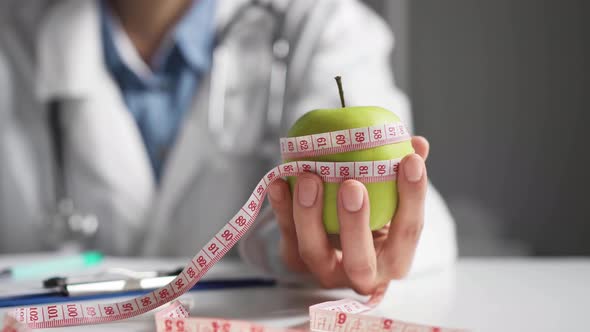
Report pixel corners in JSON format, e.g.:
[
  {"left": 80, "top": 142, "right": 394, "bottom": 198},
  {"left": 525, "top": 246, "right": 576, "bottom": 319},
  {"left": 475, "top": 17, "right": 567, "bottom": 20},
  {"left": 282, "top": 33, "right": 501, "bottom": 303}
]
[
  {"left": 36, "top": 0, "right": 108, "bottom": 101},
  {"left": 35, "top": 0, "right": 241, "bottom": 101}
]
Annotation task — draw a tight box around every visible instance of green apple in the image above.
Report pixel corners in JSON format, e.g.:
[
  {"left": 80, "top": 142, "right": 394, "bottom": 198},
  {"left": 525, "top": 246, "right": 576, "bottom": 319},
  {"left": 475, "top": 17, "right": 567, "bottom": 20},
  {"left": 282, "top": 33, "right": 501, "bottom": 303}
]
[{"left": 285, "top": 87, "right": 413, "bottom": 233}]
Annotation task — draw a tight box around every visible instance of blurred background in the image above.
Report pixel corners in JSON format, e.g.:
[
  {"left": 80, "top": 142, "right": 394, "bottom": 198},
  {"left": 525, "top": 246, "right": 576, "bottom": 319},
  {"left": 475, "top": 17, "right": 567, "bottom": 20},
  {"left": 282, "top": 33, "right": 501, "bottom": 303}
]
[
  {"left": 364, "top": 0, "right": 589, "bottom": 256},
  {"left": 1, "top": 0, "right": 587, "bottom": 258}
]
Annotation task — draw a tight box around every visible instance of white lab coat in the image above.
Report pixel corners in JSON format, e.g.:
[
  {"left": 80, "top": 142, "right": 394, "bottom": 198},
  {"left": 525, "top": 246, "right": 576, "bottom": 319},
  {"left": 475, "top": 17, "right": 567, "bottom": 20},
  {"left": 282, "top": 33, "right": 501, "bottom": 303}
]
[{"left": 0, "top": 0, "right": 457, "bottom": 277}]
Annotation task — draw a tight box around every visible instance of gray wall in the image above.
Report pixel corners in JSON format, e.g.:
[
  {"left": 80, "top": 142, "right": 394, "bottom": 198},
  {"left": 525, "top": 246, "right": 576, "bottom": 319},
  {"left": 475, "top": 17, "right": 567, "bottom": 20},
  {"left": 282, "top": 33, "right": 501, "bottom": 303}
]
[{"left": 365, "top": 0, "right": 590, "bottom": 255}]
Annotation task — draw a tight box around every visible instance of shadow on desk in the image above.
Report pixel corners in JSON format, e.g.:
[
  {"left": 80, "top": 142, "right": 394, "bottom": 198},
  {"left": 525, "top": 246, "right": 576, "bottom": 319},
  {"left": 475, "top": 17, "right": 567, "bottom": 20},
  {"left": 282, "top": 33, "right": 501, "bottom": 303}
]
[{"left": 186, "top": 286, "right": 339, "bottom": 320}]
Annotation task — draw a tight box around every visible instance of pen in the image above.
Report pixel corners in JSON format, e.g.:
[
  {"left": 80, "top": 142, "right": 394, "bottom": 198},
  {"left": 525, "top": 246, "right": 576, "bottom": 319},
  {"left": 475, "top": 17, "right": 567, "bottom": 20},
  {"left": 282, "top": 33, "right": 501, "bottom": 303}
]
[
  {"left": 0, "top": 251, "right": 104, "bottom": 280},
  {"left": 50, "top": 274, "right": 276, "bottom": 297}
]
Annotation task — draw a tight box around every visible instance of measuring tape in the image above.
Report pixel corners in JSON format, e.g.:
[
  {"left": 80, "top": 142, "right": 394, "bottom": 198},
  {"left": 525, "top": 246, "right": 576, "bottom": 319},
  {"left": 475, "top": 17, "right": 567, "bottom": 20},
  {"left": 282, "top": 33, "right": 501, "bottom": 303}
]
[
  {"left": 3, "top": 121, "right": 467, "bottom": 331},
  {"left": 280, "top": 122, "right": 409, "bottom": 159},
  {"left": 152, "top": 298, "right": 467, "bottom": 332}
]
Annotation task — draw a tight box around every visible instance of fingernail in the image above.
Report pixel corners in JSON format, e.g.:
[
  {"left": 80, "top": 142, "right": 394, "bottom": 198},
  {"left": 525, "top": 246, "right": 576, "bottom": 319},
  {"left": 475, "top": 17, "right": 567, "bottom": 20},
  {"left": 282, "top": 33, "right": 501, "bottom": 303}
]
[
  {"left": 298, "top": 177, "right": 318, "bottom": 207},
  {"left": 268, "top": 184, "right": 284, "bottom": 202},
  {"left": 404, "top": 154, "right": 424, "bottom": 183},
  {"left": 341, "top": 181, "right": 364, "bottom": 212}
]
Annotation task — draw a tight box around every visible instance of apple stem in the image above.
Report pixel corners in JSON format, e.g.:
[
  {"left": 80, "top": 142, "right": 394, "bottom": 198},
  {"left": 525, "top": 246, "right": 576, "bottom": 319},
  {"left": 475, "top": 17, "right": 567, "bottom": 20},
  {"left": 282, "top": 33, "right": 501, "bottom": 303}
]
[{"left": 335, "top": 76, "right": 346, "bottom": 108}]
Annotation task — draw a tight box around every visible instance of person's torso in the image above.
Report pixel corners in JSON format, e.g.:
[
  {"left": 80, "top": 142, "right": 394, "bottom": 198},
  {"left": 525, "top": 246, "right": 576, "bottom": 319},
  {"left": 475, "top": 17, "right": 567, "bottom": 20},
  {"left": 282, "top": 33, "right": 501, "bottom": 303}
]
[{"left": 0, "top": 0, "right": 326, "bottom": 256}]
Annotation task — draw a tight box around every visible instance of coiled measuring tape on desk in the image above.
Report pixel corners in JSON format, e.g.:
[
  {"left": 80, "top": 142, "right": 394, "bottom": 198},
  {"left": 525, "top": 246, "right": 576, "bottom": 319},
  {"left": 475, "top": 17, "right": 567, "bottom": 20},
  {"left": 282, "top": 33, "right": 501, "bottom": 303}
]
[{"left": 3, "top": 122, "right": 467, "bottom": 331}]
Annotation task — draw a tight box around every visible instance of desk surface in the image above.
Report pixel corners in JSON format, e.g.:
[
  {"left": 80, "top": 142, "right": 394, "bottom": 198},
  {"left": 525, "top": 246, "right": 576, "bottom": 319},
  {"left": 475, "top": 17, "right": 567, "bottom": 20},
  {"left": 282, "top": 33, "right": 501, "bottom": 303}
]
[{"left": 1, "top": 255, "right": 588, "bottom": 332}]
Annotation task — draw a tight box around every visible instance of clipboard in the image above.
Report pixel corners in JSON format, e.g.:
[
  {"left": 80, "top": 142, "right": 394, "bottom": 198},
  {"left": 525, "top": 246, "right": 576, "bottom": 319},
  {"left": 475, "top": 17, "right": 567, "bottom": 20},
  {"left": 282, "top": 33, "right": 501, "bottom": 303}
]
[{"left": 0, "top": 278, "right": 276, "bottom": 308}]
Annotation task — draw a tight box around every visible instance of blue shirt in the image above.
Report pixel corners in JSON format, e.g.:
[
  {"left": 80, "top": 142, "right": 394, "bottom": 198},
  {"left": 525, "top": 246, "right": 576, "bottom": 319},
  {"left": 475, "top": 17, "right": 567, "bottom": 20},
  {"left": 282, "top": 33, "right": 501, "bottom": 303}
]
[{"left": 100, "top": 0, "right": 215, "bottom": 181}]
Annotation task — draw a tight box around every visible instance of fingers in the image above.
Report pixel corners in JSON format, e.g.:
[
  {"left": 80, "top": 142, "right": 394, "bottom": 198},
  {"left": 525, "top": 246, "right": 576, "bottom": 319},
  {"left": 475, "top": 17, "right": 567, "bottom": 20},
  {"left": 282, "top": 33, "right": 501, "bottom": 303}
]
[
  {"left": 292, "top": 173, "right": 347, "bottom": 288},
  {"left": 337, "top": 180, "right": 377, "bottom": 294},
  {"left": 380, "top": 153, "right": 427, "bottom": 279},
  {"left": 411, "top": 136, "right": 430, "bottom": 161},
  {"left": 268, "top": 179, "right": 306, "bottom": 272}
]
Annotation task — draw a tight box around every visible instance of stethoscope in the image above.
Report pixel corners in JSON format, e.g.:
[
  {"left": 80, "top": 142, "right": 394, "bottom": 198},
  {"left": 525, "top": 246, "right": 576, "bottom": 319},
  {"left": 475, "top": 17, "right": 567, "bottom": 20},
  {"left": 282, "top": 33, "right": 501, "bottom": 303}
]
[
  {"left": 44, "top": 0, "right": 294, "bottom": 250},
  {"left": 208, "top": 0, "right": 291, "bottom": 157}
]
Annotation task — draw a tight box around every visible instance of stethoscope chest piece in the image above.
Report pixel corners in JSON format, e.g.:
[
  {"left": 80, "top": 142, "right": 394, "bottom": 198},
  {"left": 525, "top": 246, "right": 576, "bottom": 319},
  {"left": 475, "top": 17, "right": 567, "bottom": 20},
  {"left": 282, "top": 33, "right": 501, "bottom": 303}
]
[{"left": 43, "top": 198, "right": 99, "bottom": 250}]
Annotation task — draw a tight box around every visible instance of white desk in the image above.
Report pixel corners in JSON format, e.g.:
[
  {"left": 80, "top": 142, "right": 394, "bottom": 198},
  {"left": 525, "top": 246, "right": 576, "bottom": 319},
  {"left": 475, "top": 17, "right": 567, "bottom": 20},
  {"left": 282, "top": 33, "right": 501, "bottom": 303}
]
[{"left": 1, "top": 255, "right": 588, "bottom": 332}]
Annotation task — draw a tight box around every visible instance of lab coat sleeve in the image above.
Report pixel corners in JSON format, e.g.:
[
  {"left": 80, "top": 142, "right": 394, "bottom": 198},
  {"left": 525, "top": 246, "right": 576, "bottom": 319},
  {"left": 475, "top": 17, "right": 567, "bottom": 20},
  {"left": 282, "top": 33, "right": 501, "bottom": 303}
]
[{"left": 239, "top": 0, "right": 457, "bottom": 281}]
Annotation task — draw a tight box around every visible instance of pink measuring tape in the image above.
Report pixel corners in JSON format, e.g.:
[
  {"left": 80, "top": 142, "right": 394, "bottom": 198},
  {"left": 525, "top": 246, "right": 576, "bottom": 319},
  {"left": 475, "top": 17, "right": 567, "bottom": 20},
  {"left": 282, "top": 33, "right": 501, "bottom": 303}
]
[{"left": 3, "top": 122, "right": 467, "bottom": 331}]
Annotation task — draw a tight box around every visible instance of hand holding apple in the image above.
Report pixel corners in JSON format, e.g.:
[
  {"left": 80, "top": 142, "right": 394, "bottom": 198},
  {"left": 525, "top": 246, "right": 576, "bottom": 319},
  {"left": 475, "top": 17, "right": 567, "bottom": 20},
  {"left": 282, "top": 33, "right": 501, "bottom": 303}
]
[
  {"left": 267, "top": 78, "right": 429, "bottom": 294},
  {"left": 268, "top": 136, "right": 428, "bottom": 294}
]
